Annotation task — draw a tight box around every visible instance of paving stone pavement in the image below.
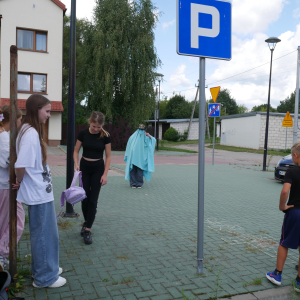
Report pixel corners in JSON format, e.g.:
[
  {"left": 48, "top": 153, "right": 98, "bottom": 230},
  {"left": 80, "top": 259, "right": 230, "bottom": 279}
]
[{"left": 15, "top": 164, "right": 300, "bottom": 300}]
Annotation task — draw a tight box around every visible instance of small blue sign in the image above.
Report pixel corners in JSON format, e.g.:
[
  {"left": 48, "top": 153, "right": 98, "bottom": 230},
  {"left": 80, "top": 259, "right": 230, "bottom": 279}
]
[
  {"left": 208, "top": 103, "right": 221, "bottom": 117},
  {"left": 177, "top": 0, "right": 231, "bottom": 60}
]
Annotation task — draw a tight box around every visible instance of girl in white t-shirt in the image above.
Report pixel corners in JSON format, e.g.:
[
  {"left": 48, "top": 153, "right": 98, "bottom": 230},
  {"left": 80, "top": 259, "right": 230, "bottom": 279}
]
[
  {"left": 15, "top": 94, "right": 66, "bottom": 288},
  {"left": 0, "top": 105, "right": 25, "bottom": 270}
]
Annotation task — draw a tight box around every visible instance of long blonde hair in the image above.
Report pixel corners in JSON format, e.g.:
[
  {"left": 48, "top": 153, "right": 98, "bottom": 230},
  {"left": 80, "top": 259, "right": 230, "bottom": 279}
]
[
  {"left": 17, "top": 94, "right": 51, "bottom": 165},
  {"left": 88, "top": 111, "right": 110, "bottom": 138}
]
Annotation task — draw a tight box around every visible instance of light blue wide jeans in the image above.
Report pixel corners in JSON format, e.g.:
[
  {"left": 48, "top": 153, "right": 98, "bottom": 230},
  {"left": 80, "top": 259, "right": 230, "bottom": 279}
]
[{"left": 28, "top": 201, "right": 59, "bottom": 287}]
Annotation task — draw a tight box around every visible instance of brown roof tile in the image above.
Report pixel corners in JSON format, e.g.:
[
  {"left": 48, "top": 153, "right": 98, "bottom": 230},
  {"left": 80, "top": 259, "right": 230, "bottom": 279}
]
[{"left": 0, "top": 98, "right": 64, "bottom": 112}]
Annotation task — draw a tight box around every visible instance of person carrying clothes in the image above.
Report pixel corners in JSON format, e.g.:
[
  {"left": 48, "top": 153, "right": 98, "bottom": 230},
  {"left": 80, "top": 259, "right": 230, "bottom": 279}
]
[
  {"left": 15, "top": 94, "right": 66, "bottom": 288},
  {"left": 73, "top": 111, "right": 111, "bottom": 245},
  {"left": 266, "top": 142, "right": 300, "bottom": 292},
  {"left": 0, "top": 105, "right": 25, "bottom": 269},
  {"left": 124, "top": 124, "right": 156, "bottom": 188}
]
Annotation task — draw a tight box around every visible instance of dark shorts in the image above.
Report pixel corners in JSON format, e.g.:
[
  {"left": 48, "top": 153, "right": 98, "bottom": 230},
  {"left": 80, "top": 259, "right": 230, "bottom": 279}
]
[{"left": 280, "top": 209, "right": 300, "bottom": 249}]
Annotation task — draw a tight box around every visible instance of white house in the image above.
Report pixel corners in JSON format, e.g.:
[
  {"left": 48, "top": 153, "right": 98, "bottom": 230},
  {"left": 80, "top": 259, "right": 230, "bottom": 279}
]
[
  {"left": 220, "top": 112, "right": 300, "bottom": 150},
  {"left": 0, "top": 0, "right": 66, "bottom": 146}
]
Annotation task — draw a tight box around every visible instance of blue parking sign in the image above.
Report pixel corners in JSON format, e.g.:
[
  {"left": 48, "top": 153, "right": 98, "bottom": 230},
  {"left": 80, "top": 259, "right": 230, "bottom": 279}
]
[
  {"left": 208, "top": 103, "right": 221, "bottom": 117},
  {"left": 177, "top": 0, "right": 231, "bottom": 60}
]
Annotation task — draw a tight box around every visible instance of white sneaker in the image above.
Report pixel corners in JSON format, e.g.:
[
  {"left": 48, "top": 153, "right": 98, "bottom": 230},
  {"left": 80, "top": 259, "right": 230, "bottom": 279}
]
[
  {"left": 48, "top": 276, "right": 67, "bottom": 288},
  {"left": 33, "top": 276, "right": 67, "bottom": 288},
  {"left": 32, "top": 267, "right": 63, "bottom": 279}
]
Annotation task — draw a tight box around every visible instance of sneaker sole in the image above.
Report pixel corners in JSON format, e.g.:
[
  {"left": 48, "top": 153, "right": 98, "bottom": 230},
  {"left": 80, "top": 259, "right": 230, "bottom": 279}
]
[
  {"left": 33, "top": 276, "right": 67, "bottom": 288},
  {"left": 295, "top": 287, "right": 300, "bottom": 293},
  {"left": 266, "top": 274, "right": 281, "bottom": 286}
]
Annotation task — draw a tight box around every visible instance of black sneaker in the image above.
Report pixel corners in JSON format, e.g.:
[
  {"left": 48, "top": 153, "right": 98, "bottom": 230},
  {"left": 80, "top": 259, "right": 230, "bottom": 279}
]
[
  {"left": 83, "top": 231, "right": 92, "bottom": 244},
  {"left": 81, "top": 222, "right": 87, "bottom": 236}
]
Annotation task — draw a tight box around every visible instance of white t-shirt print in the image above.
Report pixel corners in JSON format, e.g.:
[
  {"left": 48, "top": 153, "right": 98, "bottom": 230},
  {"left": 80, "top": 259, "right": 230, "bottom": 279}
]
[{"left": 15, "top": 125, "right": 54, "bottom": 205}]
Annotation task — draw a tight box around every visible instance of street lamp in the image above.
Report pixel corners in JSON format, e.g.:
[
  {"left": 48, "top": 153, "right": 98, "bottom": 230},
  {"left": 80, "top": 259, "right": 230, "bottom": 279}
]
[
  {"left": 262, "top": 37, "right": 281, "bottom": 171},
  {"left": 155, "top": 73, "right": 164, "bottom": 151}
]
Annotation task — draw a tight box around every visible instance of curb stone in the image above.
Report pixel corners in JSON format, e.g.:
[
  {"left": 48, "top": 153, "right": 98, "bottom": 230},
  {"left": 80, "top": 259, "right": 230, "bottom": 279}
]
[{"left": 223, "top": 286, "right": 297, "bottom": 300}]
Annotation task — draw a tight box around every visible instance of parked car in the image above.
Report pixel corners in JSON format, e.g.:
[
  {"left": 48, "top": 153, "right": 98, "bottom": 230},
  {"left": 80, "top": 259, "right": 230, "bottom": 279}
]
[{"left": 274, "top": 154, "right": 294, "bottom": 181}]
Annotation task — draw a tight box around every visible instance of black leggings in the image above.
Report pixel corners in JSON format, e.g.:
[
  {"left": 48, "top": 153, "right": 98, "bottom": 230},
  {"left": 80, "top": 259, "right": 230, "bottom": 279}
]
[{"left": 80, "top": 158, "right": 104, "bottom": 229}]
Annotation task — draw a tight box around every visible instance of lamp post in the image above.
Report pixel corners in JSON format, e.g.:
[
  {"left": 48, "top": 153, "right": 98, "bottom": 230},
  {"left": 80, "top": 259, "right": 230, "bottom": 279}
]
[
  {"left": 262, "top": 37, "right": 281, "bottom": 171},
  {"left": 65, "top": 0, "right": 78, "bottom": 216},
  {"left": 155, "top": 73, "right": 164, "bottom": 151}
]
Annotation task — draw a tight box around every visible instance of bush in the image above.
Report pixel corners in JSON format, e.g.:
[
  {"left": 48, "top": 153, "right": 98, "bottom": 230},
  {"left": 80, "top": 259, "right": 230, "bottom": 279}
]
[
  {"left": 103, "top": 116, "right": 134, "bottom": 150},
  {"left": 179, "top": 129, "right": 188, "bottom": 141},
  {"left": 164, "top": 127, "right": 179, "bottom": 142}
]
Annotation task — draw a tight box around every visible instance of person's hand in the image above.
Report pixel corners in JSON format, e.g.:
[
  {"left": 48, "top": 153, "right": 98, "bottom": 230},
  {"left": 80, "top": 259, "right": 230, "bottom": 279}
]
[
  {"left": 100, "top": 175, "right": 107, "bottom": 186},
  {"left": 145, "top": 132, "right": 151, "bottom": 138},
  {"left": 280, "top": 204, "right": 294, "bottom": 212},
  {"left": 75, "top": 165, "right": 80, "bottom": 171},
  {"left": 12, "top": 179, "right": 20, "bottom": 190}
]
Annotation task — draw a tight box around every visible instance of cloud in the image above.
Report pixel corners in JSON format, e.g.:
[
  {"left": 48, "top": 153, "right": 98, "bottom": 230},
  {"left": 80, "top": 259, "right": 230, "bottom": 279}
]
[
  {"left": 293, "top": 8, "right": 300, "bottom": 18},
  {"left": 205, "top": 23, "right": 300, "bottom": 109},
  {"left": 169, "top": 65, "right": 192, "bottom": 90},
  {"left": 162, "top": 19, "right": 175, "bottom": 30},
  {"left": 232, "top": 0, "right": 285, "bottom": 35}
]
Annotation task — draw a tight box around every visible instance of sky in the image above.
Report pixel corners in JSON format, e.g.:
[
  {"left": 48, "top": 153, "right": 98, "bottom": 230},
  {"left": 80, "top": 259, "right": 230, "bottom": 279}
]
[{"left": 62, "top": 0, "right": 300, "bottom": 111}]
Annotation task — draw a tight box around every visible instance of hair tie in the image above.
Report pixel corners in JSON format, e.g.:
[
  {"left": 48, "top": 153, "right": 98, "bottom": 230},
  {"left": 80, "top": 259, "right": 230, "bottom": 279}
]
[{"left": 0, "top": 114, "right": 4, "bottom": 122}]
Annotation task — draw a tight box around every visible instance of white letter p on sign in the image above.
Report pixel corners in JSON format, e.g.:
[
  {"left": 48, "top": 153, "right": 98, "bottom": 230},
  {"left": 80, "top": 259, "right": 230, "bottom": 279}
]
[{"left": 191, "top": 3, "right": 220, "bottom": 49}]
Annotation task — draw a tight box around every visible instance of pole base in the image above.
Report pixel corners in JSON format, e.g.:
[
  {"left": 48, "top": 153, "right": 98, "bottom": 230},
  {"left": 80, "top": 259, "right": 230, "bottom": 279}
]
[
  {"left": 197, "top": 260, "right": 203, "bottom": 274},
  {"left": 62, "top": 212, "right": 79, "bottom": 218}
]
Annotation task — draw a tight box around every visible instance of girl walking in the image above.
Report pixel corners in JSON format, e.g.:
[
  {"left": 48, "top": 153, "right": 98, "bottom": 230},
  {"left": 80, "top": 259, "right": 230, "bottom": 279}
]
[
  {"left": 15, "top": 94, "right": 66, "bottom": 288},
  {"left": 0, "top": 105, "right": 25, "bottom": 269},
  {"left": 74, "top": 111, "right": 111, "bottom": 244}
]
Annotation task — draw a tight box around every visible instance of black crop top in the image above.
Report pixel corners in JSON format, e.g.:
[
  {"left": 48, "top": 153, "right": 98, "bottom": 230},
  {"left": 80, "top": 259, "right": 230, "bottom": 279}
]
[{"left": 77, "top": 128, "right": 111, "bottom": 159}]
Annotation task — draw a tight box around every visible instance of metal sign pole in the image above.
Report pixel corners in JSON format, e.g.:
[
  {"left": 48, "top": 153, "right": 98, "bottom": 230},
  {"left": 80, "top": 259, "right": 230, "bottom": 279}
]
[
  {"left": 212, "top": 118, "right": 215, "bottom": 165},
  {"left": 154, "top": 110, "right": 157, "bottom": 139},
  {"left": 65, "top": 0, "right": 77, "bottom": 217},
  {"left": 285, "top": 127, "right": 287, "bottom": 151},
  {"left": 197, "top": 57, "right": 205, "bottom": 274},
  {"left": 293, "top": 46, "right": 300, "bottom": 144}
]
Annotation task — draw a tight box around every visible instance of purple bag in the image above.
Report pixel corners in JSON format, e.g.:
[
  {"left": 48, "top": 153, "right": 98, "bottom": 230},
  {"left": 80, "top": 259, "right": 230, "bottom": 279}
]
[{"left": 57, "top": 171, "right": 87, "bottom": 219}]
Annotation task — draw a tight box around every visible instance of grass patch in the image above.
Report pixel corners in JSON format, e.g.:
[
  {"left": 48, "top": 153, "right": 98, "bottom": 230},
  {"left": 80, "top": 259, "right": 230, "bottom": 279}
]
[
  {"left": 121, "top": 277, "right": 134, "bottom": 284},
  {"left": 57, "top": 220, "right": 73, "bottom": 230},
  {"left": 243, "top": 277, "right": 263, "bottom": 287},
  {"left": 158, "top": 146, "right": 197, "bottom": 153},
  {"left": 245, "top": 245, "right": 257, "bottom": 252},
  {"left": 116, "top": 256, "right": 128, "bottom": 260},
  {"left": 163, "top": 140, "right": 199, "bottom": 146},
  {"left": 206, "top": 144, "right": 289, "bottom": 157},
  {"left": 102, "top": 278, "right": 109, "bottom": 282}
]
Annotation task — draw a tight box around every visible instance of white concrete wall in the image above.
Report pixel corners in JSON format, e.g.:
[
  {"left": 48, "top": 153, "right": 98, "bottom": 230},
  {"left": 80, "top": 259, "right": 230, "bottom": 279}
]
[
  {"left": 259, "top": 115, "right": 300, "bottom": 150},
  {"left": 169, "top": 121, "right": 199, "bottom": 140},
  {"left": 221, "top": 115, "right": 261, "bottom": 149},
  {"left": 0, "top": 0, "right": 63, "bottom": 101},
  {"left": 0, "top": 0, "right": 64, "bottom": 143},
  {"left": 48, "top": 112, "right": 61, "bottom": 140}
]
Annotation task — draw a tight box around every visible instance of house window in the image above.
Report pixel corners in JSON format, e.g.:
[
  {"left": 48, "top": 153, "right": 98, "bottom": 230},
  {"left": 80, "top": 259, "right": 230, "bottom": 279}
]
[
  {"left": 18, "top": 73, "right": 47, "bottom": 93},
  {"left": 17, "top": 29, "right": 47, "bottom": 52}
]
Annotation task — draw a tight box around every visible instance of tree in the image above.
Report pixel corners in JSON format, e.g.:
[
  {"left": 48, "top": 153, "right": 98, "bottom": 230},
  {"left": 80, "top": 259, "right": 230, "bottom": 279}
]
[
  {"left": 237, "top": 104, "right": 248, "bottom": 114},
  {"left": 158, "top": 98, "right": 169, "bottom": 119},
  {"left": 82, "top": 0, "right": 161, "bottom": 127},
  {"left": 62, "top": 15, "right": 90, "bottom": 123},
  {"left": 211, "top": 88, "right": 239, "bottom": 115},
  {"left": 251, "top": 104, "right": 277, "bottom": 112},
  {"left": 164, "top": 94, "right": 191, "bottom": 119},
  {"left": 277, "top": 90, "right": 297, "bottom": 113}
]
